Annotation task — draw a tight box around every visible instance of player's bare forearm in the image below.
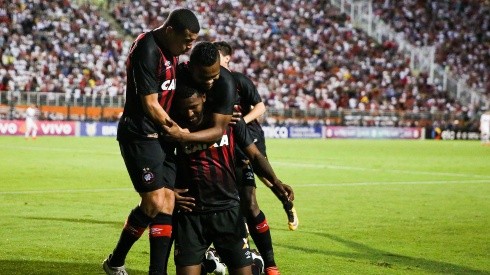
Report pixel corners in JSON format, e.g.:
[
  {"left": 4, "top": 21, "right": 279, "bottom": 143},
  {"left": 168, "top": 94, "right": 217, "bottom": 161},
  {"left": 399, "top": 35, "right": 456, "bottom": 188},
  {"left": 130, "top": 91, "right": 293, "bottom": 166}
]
[
  {"left": 245, "top": 145, "right": 290, "bottom": 200},
  {"left": 243, "top": 102, "right": 265, "bottom": 124},
  {"left": 141, "top": 93, "right": 172, "bottom": 128}
]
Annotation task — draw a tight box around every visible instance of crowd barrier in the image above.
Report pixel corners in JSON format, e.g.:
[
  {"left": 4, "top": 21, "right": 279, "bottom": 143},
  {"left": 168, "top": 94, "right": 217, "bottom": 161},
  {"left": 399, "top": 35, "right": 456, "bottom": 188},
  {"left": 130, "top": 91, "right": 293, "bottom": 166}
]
[{"left": 1, "top": 120, "right": 480, "bottom": 140}]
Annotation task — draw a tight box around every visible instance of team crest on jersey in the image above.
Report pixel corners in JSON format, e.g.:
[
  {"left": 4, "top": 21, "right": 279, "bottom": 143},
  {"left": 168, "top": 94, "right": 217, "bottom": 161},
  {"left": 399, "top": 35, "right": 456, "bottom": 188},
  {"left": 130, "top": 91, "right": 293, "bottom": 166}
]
[{"left": 142, "top": 168, "right": 155, "bottom": 184}]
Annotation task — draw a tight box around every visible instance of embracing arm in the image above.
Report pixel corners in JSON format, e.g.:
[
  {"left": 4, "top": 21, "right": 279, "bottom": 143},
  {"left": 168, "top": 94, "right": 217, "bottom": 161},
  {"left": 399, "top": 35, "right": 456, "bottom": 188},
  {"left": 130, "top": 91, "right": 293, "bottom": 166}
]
[
  {"left": 167, "top": 113, "right": 231, "bottom": 143},
  {"left": 141, "top": 93, "right": 173, "bottom": 128}
]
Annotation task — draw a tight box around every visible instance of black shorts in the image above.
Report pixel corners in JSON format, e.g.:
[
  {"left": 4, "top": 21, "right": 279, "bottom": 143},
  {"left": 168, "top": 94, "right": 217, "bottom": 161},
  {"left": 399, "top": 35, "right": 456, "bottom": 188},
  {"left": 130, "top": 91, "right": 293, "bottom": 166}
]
[
  {"left": 173, "top": 206, "right": 252, "bottom": 269},
  {"left": 119, "top": 139, "right": 176, "bottom": 193}
]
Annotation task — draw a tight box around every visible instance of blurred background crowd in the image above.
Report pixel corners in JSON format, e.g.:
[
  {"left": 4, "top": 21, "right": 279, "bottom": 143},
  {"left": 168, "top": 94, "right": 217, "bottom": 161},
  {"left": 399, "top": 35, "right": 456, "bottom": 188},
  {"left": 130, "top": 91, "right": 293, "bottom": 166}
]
[{"left": 0, "top": 0, "right": 488, "bottom": 130}]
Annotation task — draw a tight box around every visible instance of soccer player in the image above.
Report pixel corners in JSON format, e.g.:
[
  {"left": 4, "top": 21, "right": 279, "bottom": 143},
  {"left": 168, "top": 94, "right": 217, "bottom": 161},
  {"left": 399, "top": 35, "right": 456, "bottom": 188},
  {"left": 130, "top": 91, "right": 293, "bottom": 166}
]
[
  {"left": 213, "top": 41, "right": 298, "bottom": 274},
  {"left": 24, "top": 104, "right": 38, "bottom": 139},
  {"left": 103, "top": 9, "right": 202, "bottom": 275},
  {"left": 170, "top": 79, "right": 293, "bottom": 275},
  {"left": 214, "top": 41, "right": 298, "bottom": 230}
]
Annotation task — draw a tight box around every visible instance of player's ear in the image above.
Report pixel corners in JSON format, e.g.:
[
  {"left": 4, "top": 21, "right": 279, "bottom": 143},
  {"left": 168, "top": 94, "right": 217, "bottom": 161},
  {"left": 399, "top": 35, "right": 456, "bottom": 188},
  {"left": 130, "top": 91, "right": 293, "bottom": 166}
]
[{"left": 202, "top": 93, "right": 206, "bottom": 103}]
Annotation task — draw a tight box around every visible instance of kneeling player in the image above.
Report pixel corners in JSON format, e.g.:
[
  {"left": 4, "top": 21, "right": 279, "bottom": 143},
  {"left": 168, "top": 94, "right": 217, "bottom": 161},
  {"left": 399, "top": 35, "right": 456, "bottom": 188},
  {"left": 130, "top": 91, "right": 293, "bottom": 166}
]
[{"left": 170, "top": 80, "right": 293, "bottom": 275}]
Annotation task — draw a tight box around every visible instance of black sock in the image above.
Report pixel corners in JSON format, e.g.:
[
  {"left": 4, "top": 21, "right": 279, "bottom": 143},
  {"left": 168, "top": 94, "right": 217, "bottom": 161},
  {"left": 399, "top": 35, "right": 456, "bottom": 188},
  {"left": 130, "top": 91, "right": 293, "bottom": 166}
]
[
  {"left": 247, "top": 211, "right": 276, "bottom": 268},
  {"left": 202, "top": 259, "right": 217, "bottom": 274},
  {"left": 283, "top": 200, "right": 293, "bottom": 211},
  {"left": 148, "top": 213, "right": 173, "bottom": 275},
  {"left": 110, "top": 206, "right": 152, "bottom": 267}
]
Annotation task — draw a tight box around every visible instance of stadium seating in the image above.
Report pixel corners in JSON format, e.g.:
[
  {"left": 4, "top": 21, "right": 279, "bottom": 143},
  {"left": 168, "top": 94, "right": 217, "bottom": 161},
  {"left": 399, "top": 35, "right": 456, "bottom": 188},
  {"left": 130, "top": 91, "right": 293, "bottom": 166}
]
[
  {"left": 371, "top": 0, "right": 489, "bottom": 93},
  {"left": 0, "top": 0, "right": 485, "bottom": 128}
]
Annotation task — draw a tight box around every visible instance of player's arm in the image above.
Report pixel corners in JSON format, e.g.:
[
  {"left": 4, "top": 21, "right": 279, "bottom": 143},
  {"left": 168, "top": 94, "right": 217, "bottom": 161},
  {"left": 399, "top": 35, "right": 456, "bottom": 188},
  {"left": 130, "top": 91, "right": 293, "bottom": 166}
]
[
  {"left": 235, "top": 119, "right": 293, "bottom": 201},
  {"left": 132, "top": 40, "right": 183, "bottom": 132},
  {"left": 243, "top": 101, "right": 265, "bottom": 124},
  {"left": 244, "top": 144, "right": 294, "bottom": 201},
  {"left": 238, "top": 73, "right": 265, "bottom": 124},
  {"left": 141, "top": 93, "right": 174, "bottom": 128},
  {"left": 166, "top": 112, "right": 231, "bottom": 143}
]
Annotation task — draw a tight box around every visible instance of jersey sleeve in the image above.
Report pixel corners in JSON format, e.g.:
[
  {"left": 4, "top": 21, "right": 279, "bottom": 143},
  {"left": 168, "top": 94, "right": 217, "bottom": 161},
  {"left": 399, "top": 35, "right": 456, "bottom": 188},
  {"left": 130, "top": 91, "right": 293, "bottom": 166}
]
[
  {"left": 233, "top": 118, "right": 255, "bottom": 149},
  {"left": 235, "top": 72, "right": 262, "bottom": 106},
  {"left": 207, "top": 67, "right": 236, "bottom": 115},
  {"left": 131, "top": 37, "right": 160, "bottom": 96}
]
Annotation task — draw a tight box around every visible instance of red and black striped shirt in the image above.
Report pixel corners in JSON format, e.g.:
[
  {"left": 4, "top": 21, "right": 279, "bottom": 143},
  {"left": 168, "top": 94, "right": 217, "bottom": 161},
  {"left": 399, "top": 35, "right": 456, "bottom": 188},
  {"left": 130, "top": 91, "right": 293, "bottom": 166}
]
[
  {"left": 117, "top": 31, "right": 178, "bottom": 141},
  {"left": 176, "top": 120, "right": 254, "bottom": 212}
]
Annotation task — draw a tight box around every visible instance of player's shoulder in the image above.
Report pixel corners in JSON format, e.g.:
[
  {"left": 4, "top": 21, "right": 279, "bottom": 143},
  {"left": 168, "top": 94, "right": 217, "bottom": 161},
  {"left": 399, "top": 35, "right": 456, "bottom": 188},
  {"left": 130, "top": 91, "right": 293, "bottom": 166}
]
[
  {"left": 213, "top": 66, "right": 235, "bottom": 88},
  {"left": 232, "top": 71, "right": 253, "bottom": 85},
  {"left": 132, "top": 32, "right": 160, "bottom": 55}
]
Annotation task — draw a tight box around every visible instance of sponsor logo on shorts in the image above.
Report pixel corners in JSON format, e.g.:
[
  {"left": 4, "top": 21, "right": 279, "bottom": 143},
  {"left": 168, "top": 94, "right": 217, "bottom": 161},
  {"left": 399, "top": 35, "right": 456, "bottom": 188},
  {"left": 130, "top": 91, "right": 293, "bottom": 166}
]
[
  {"left": 142, "top": 168, "right": 155, "bottom": 184},
  {"left": 245, "top": 171, "right": 254, "bottom": 180}
]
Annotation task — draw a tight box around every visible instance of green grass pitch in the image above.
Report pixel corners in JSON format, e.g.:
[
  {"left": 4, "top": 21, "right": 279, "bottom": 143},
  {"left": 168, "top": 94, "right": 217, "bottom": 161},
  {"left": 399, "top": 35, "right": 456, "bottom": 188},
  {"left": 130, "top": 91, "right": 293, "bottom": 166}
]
[{"left": 0, "top": 136, "right": 488, "bottom": 274}]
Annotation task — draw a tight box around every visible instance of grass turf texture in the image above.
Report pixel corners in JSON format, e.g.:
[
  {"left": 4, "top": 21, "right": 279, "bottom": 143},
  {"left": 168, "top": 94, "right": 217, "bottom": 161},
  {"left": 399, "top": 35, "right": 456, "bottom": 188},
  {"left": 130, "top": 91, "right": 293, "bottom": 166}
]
[{"left": 0, "top": 136, "right": 488, "bottom": 274}]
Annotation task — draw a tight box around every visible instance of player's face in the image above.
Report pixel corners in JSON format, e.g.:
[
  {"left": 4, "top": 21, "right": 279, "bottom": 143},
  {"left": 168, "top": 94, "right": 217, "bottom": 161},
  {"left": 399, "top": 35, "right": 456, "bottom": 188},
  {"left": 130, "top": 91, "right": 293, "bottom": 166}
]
[
  {"left": 168, "top": 28, "right": 198, "bottom": 56},
  {"left": 219, "top": 52, "right": 230, "bottom": 68},
  {"left": 178, "top": 92, "right": 206, "bottom": 128},
  {"left": 190, "top": 60, "right": 220, "bottom": 91}
]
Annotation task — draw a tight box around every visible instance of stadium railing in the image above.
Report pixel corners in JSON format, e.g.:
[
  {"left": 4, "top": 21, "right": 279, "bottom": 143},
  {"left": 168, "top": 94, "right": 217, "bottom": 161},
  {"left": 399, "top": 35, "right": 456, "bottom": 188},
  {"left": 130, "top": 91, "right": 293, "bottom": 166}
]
[{"left": 0, "top": 91, "right": 473, "bottom": 129}]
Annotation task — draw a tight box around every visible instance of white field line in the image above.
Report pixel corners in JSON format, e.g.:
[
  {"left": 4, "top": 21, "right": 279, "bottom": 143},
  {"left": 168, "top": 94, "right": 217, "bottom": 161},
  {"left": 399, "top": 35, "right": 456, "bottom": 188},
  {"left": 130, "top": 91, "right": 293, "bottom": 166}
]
[
  {"left": 292, "top": 179, "right": 490, "bottom": 187},
  {"left": 0, "top": 188, "right": 133, "bottom": 195},
  {"left": 270, "top": 161, "right": 490, "bottom": 179},
  {"left": 0, "top": 145, "right": 119, "bottom": 155},
  {"left": 1, "top": 180, "right": 489, "bottom": 195}
]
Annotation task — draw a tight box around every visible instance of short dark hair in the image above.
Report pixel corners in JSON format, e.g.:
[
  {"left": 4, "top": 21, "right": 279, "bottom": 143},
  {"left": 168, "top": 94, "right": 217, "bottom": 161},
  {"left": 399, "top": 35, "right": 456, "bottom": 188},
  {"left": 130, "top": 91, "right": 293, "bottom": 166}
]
[
  {"left": 213, "top": 41, "right": 233, "bottom": 56},
  {"left": 165, "top": 8, "right": 200, "bottom": 33},
  {"left": 189, "top": 41, "right": 219, "bottom": 67},
  {"left": 175, "top": 79, "right": 204, "bottom": 100}
]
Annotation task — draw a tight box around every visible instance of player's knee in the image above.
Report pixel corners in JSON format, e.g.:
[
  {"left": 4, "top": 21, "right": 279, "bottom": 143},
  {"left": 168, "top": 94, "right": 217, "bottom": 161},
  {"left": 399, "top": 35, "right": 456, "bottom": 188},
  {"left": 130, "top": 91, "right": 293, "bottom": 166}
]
[{"left": 140, "top": 188, "right": 175, "bottom": 217}]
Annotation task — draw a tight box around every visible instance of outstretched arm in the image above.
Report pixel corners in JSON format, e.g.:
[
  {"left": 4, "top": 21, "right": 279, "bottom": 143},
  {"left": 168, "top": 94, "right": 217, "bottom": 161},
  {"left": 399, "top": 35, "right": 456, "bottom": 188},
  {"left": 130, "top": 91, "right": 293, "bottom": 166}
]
[{"left": 243, "top": 144, "right": 294, "bottom": 202}]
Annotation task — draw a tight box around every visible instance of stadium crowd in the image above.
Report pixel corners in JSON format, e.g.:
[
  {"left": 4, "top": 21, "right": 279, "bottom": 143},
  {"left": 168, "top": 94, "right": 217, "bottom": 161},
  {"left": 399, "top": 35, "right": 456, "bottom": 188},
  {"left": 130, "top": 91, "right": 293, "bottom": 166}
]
[
  {"left": 372, "top": 0, "right": 489, "bottom": 94},
  {"left": 0, "top": 0, "right": 486, "bottom": 126},
  {"left": 0, "top": 0, "right": 128, "bottom": 103}
]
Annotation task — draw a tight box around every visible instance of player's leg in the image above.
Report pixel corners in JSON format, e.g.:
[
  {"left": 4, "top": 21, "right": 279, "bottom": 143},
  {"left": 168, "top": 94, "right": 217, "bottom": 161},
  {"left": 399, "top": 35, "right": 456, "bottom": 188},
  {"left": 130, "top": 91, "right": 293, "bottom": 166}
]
[
  {"left": 145, "top": 145, "right": 176, "bottom": 275},
  {"left": 212, "top": 206, "right": 252, "bottom": 275},
  {"left": 236, "top": 164, "right": 278, "bottom": 273},
  {"left": 240, "top": 184, "right": 279, "bottom": 273},
  {"left": 174, "top": 212, "right": 210, "bottom": 275},
  {"left": 31, "top": 123, "right": 38, "bottom": 139},
  {"left": 255, "top": 136, "right": 298, "bottom": 231},
  {"left": 177, "top": 264, "right": 202, "bottom": 275},
  {"left": 25, "top": 122, "right": 31, "bottom": 139},
  {"left": 104, "top": 140, "right": 175, "bottom": 275}
]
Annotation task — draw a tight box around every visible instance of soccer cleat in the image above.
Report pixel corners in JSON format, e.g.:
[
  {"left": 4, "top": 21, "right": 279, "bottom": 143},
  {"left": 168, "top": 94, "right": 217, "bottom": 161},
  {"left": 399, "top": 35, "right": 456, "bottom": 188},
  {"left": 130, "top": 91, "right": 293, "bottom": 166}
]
[
  {"left": 250, "top": 249, "right": 264, "bottom": 274},
  {"left": 286, "top": 206, "right": 299, "bottom": 231},
  {"left": 102, "top": 255, "right": 128, "bottom": 275},
  {"left": 206, "top": 247, "right": 227, "bottom": 275},
  {"left": 265, "top": 266, "right": 281, "bottom": 275}
]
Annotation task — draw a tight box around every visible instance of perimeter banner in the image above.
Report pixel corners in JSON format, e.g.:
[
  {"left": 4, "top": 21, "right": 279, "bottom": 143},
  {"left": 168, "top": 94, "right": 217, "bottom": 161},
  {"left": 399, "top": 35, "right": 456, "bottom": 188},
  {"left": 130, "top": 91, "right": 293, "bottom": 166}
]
[
  {"left": 324, "top": 126, "right": 423, "bottom": 139},
  {"left": 0, "top": 120, "right": 77, "bottom": 136}
]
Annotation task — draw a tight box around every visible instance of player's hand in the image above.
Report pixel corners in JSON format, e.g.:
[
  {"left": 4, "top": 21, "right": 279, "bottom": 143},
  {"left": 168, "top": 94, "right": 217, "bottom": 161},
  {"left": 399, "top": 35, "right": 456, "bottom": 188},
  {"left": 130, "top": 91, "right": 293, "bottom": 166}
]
[
  {"left": 163, "top": 121, "right": 188, "bottom": 142},
  {"left": 174, "top": 188, "right": 195, "bottom": 212},
  {"left": 270, "top": 181, "right": 290, "bottom": 202},
  {"left": 281, "top": 183, "right": 295, "bottom": 201},
  {"left": 229, "top": 105, "right": 242, "bottom": 125}
]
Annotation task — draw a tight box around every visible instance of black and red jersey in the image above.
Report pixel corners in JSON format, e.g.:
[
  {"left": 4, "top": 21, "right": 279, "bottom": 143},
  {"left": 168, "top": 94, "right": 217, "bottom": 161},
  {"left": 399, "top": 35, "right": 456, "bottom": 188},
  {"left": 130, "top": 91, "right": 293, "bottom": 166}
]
[
  {"left": 175, "top": 119, "right": 253, "bottom": 212},
  {"left": 232, "top": 71, "right": 264, "bottom": 139},
  {"left": 117, "top": 31, "right": 178, "bottom": 141}
]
